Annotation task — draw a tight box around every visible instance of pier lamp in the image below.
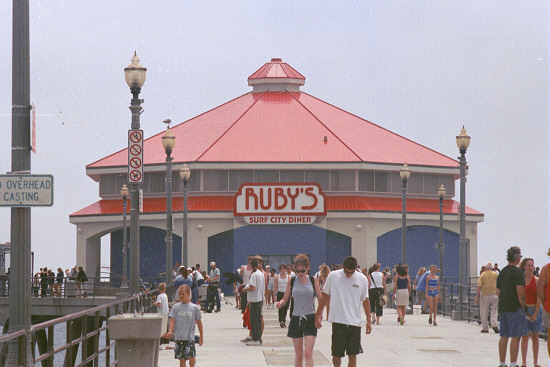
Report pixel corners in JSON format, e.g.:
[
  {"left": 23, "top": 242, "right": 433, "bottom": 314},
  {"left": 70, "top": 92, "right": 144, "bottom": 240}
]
[
  {"left": 124, "top": 52, "right": 146, "bottom": 294},
  {"left": 120, "top": 184, "right": 129, "bottom": 290},
  {"left": 162, "top": 126, "right": 176, "bottom": 286},
  {"left": 180, "top": 164, "right": 191, "bottom": 266},
  {"left": 456, "top": 126, "right": 470, "bottom": 288},
  {"left": 400, "top": 163, "right": 411, "bottom": 264},
  {"left": 437, "top": 184, "right": 446, "bottom": 281}
]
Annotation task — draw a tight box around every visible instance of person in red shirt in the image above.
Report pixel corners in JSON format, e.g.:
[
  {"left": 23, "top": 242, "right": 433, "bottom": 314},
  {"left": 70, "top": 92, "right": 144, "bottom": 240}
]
[
  {"left": 536, "top": 248, "right": 550, "bottom": 364},
  {"left": 519, "top": 258, "right": 542, "bottom": 367}
]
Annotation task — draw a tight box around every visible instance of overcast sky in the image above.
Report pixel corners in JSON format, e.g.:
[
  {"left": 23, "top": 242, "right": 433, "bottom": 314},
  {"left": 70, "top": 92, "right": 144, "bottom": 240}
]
[{"left": 0, "top": 2, "right": 548, "bottom": 273}]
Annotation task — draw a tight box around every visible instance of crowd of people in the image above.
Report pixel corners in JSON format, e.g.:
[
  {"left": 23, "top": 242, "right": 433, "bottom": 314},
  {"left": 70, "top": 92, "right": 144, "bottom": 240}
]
[
  {"left": 157, "top": 247, "right": 550, "bottom": 367},
  {"left": 33, "top": 266, "right": 88, "bottom": 297}
]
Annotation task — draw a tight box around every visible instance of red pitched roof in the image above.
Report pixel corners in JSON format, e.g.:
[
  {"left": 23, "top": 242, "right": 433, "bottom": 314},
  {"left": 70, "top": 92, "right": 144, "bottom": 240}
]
[
  {"left": 70, "top": 196, "right": 483, "bottom": 217},
  {"left": 248, "top": 58, "right": 305, "bottom": 81},
  {"left": 87, "top": 59, "right": 458, "bottom": 169}
]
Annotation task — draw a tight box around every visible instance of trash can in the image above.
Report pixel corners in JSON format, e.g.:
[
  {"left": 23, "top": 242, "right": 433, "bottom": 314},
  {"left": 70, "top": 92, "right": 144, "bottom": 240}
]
[{"left": 107, "top": 313, "right": 163, "bottom": 367}]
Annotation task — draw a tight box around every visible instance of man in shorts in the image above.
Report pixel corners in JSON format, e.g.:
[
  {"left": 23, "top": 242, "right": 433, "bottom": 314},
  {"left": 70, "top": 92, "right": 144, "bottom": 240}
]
[
  {"left": 496, "top": 246, "right": 527, "bottom": 367},
  {"left": 536, "top": 247, "right": 550, "bottom": 361},
  {"left": 315, "top": 256, "right": 371, "bottom": 367}
]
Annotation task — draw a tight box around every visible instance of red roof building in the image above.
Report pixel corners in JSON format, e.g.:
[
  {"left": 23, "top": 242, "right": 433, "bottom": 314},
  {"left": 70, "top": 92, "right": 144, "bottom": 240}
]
[{"left": 71, "top": 58, "right": 483, "bottom": 289}]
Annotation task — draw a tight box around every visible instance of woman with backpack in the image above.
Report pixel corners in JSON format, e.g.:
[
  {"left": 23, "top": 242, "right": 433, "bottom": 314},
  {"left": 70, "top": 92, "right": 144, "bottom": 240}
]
[
  {"left": 368, "top": 263, "right": 386, "bottom": 325},
  {"left": 276, "top": 254, "right": 323, "bottom": 367}
]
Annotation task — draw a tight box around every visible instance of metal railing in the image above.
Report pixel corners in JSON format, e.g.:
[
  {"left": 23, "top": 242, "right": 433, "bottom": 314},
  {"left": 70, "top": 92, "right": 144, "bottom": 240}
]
[{"left": 0, "top": 291, "right": 156, "bottom": 366}]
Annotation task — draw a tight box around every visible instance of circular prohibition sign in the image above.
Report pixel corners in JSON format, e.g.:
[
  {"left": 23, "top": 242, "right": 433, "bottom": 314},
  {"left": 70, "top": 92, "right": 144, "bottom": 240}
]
[
  {"left": 129, "top": 157, "right": 142, "bottom": 169},
  {"left": 129, "top": 131, "right": 142, "bottom": 144},
  {"left": 129, "top": 170, "right": 142, "bottom": 182},
  {"left": 129, "top": 144, "right": 142, "bottom": 156}
]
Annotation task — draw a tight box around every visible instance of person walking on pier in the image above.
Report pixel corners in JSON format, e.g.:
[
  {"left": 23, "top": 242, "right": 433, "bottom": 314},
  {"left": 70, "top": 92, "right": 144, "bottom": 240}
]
[
  {"left": 536, "top": 247, "right": 550, "bottom": 364},
  {"left": 208, "top": 262, "right": 221, "bottom": 313},
  {"left": 475, "top": 262, "right": 499, "bottom": 334},
  {"left": 519, "top": 258, "right": 542, "bottom": 367},
  {"left": 367, "top": 263, "right": 386, "bottom": 325},
  {"left": 393, "top": 264, "right": 411, "bottom": 325},
  {"left": 242, "top": 256, "right": 265, "bottom": 346},
  {"left": 165, "top": 284, "right": 204, "bottom": 367},
  {"left": 496, "top": 246, "right": 527, "bottom": 367},
  {"left": 425, "top": 265, "right": 440, "bottom": 326},
  {"left": 275, "top": 264, "right": 290, "bottom": 327},
  {"left": 276, "top": 254, "right": 323, "bottom": 367},
  {"left": 315, "top": 256, "right": 371, "bottom": 367}
]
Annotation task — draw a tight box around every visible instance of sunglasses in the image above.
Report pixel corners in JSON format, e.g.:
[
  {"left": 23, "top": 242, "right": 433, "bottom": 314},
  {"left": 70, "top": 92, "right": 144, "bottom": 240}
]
[{"left": 295, "top": 269, "right": 306, "bottom": 274}]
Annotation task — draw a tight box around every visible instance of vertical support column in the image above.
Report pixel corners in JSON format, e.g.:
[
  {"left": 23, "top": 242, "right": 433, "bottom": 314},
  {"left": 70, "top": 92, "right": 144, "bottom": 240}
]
[
  {"left": 129, "top": 89, "right": 143, "bottom": 295},
  {"left": 9, "top": 1, "right": 32, "bottom": 364},
  {"left": 165, "top": 154, "right": 173, "bottom": 286},
  {"left": 458, "top": 151, "right": 467, "bottom": 287},
  {"left": 182, "top": 179, "right": 188, "bottom": 266}
]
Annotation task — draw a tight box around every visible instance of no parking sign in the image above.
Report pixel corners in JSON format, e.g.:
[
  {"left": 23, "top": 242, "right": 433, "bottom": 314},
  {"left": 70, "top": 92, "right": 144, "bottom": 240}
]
[{"left": 128, "top": 130, "right": 143, "bottom": 183}]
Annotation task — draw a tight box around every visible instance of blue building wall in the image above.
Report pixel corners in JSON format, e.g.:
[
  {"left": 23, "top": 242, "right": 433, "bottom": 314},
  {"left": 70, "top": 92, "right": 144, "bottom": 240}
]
[
  {"left": 111, "top": 227, "right": 182, "bottom": 286},
  {"left": 208, "top": 225, "right": 351, "bottom": 295},
  {"left": 376, "top": 225, "right": 459, "bottom": 279}
]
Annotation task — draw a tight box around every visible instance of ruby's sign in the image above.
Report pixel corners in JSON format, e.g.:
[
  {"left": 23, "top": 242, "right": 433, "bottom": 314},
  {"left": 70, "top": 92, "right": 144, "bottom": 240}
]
[{"left": 234, "top": 183, "right": 326, "bottom": 225}]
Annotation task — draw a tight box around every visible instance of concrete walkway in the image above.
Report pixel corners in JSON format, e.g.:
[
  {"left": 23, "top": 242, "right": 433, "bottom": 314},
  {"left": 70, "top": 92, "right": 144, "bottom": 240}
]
[{"left": 158, "top": 297, "right": 549, "bottom": 367}]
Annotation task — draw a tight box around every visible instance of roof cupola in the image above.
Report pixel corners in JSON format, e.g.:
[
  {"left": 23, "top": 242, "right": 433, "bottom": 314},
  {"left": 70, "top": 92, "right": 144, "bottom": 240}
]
[{"left": 248, "top": 58, "right": 305, "bottom": 92}]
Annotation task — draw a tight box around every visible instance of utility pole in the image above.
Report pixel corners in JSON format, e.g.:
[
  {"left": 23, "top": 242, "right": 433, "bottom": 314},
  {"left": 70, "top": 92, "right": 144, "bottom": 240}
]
[{"left": 9, "top": 0, "right": 32, "bottom": 364}]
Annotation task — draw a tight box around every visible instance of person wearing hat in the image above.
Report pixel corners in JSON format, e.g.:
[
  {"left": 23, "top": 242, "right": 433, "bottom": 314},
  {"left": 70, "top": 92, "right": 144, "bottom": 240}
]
[
  {"left": 496, "top": 246, "right": 527, "bottom": 367},
  {"left": 208, "top": 262, "right": 221, "bottom": 312}
]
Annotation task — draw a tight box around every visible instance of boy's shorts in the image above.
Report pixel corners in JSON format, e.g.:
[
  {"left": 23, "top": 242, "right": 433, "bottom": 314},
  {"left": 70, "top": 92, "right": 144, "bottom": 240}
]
[
  {"left": 174, "top": 340, "right": 196, "bottom": 360},
  {"left": 331, "top": 323, "right": 363, "bottom": 357}
]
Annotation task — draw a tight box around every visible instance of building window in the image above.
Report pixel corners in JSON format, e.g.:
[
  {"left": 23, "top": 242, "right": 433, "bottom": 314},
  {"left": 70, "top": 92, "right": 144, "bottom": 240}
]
[
  {"left": 203, "top": 170, "right": 228, "bottom": 191},
  {"left": 254, "top": 170, "right": 279, "bottom": 183},
  {"left": 423, "top": 174, "right": 439, "bottom": 195},
  {"left": 331, "top": 170, "right": 355, "bottom": 191},
  {"left": 229, "top": 170, "right": 253, "bottom": 190},
  {"left": 407, "top": 174, "right": 423, "bottom": 194},
  {"left": 374, "top": 172, "right": 388, "bottom": 192},
  {"left": 280, "top": 170, "right": 305, "bottom": 183},
  {"left": 358, "top": 171, "right": 374, "bottom": 191},
  {"left": 305, "top": 171, "right": 329, "bottom": 191},
  {"left": 148, "top": 172, "right": 166, "bottom": 193},
  {"left": 99, "top": 175, "right": 116, "bottom": 196}
]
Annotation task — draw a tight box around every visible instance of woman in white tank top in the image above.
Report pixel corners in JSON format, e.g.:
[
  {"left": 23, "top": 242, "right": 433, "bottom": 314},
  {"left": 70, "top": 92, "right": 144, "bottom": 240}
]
[{"left": 275, "top": 264, "right": 290, "bottom": 327}]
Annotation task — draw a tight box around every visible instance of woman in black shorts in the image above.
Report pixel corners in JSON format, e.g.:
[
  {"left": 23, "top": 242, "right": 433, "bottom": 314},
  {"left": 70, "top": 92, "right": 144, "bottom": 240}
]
[{"left": 276, "top": 254, "right": 323, "bottom": 367}]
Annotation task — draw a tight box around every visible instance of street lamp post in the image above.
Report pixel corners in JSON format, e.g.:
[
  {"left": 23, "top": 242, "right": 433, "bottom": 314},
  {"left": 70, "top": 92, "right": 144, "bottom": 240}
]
[
  {"left": 456, "top": 126, "right": 471, "bottom": 288},
  {"left": 180, "top": 164, "right": 191, "bottom": 266},
  {"left": 120, "top": 184, "right": 129, "bottom": 290},
  {"left": 400, "top": 163, "right": 411, "bottom": 264},
  {"left": 162, "top": 125, "right": 176, "bottom": 286},
  {"left": 124, "top": 52, "right": 147, "bottom": 294},
  {"left": 437, "top": 184, "right": 446, "bottom": 281}
]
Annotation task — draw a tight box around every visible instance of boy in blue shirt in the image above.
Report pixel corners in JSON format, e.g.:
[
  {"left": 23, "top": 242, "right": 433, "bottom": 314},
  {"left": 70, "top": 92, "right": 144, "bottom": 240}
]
[{"left": 164, "top": 285, "right": 204, "bottom": 367}]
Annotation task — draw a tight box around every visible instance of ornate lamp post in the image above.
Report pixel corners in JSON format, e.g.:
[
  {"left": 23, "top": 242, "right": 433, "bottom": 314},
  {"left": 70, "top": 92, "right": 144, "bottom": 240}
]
[
  {"left": 162, "top": 124, "right": 176, "bottom": 286},
  {"left": 437, "top": 184, "right": 446, "bottom": 281},
  {"left": 456, "top": 126, "right": 471, "bottom": 288},
  {"left": 124, "top": 52, "right": 146, "bottom": 294},
  {"left": 180, "top": 164, "right": 191, "bottom": 266},
  {"left": 120, "top": 184, "right": 129, "bottom": 290},
  {"left": 400, "top": 163, "right": 411, "bottom": 264}
]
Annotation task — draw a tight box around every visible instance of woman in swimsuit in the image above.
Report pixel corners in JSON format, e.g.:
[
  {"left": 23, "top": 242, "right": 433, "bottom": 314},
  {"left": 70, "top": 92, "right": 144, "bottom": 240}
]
[{"left": 425, "top": 264, "right": 440, "bottom": 326}]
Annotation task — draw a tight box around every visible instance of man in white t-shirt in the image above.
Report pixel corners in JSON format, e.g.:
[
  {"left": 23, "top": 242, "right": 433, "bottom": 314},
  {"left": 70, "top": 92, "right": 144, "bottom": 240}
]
[
  {"left": 316, "top": 256, "right": 371, "bottom": 367},
  {"left": 242, "top": 257, "right": 265, "bottom": 346}
]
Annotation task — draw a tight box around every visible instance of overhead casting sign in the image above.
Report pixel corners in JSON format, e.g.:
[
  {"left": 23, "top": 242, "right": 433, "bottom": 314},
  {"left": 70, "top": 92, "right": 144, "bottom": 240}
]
[{"left": 234, "top": 183, "right": 327, "bottom": 224}]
